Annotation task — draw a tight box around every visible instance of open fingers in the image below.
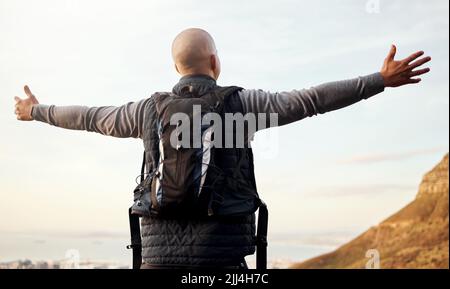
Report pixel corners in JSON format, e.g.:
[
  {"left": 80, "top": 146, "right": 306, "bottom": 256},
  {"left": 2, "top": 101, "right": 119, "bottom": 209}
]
[
  {"left": 408, "top": 56, "right": 432, "bottom": 70},
  {"left": 405, "top": 78, "right": 422, "bottom": 85},
  {"left": 14, "top": 96, "right": 22, "bottom": 103},
  {"left": 408, "top": 68, "right": 431, "bottom": 77},
  {"left": 386, "top": 44, "right": 397, "bottom": 61},
  {"left": 402, "top": 51, "right": 424, "bottom": 64},
  {"left": 24, "top": 85, "right": 33, "bottom": 98}
]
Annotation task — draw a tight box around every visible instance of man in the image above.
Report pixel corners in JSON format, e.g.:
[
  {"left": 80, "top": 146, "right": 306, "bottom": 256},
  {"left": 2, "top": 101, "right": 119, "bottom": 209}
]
[{"left": 14, "top": 28, "right": 431, "bottom": 269}]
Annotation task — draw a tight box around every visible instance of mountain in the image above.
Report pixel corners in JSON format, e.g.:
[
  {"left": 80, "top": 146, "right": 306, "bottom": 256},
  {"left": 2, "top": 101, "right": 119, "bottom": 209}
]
[{"left": 291, "top": 154, "right": 449, "bottom": 269}]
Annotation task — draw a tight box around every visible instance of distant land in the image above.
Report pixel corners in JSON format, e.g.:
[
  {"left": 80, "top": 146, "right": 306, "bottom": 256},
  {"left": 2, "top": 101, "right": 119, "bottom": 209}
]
[
  {"left": 0, "top": 259, "right": 129, "bottom": 269},
  {"left": 292, "top": 154, "right": 449, "bottom": 269}
]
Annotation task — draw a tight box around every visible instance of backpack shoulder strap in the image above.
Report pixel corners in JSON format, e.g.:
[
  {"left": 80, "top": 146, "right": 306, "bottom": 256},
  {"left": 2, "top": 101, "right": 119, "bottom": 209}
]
[
  {"left": 256, "top": 200, "right": 268, "bottom": 270},
  {"left": 215, "top": 86, "right": 244, "bottom": 100},
  {"left": 199, "top": 86, "right": 243, "bottom": 113},
  {"left": 152, "top": 92, "right": 176, "bottom": 115},
  {"left": 127, "top": 206, "right": 142, "bottom": 269}
]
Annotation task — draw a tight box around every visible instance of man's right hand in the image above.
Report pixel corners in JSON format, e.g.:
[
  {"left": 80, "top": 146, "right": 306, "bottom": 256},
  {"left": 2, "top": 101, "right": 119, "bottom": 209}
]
[{"left": 14, "top": 85, "right": 39, "bottom": 121}]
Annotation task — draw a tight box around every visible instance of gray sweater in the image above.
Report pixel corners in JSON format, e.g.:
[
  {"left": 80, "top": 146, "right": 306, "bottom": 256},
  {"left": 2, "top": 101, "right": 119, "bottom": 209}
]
[{"left": 31, "top": 73, "right": 385, "bottom": 138}]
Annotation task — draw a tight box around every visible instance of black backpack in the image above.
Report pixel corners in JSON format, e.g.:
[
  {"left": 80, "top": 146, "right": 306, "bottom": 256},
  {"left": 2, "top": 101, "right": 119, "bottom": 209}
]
[{"left": 127, "top": 87, "right": 268, "bottom": 269}]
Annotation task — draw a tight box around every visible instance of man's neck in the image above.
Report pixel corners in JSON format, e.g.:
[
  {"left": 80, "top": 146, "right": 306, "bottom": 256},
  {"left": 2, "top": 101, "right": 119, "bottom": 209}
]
[
  {"left": 173, "top": 74, "right": 218, "bottom": 97},
  {"left": 180, "top": 74, "right": 216, "bottom": 82},
  {"left": 180, "top": 70, "right": 217, "bottom": 80}
]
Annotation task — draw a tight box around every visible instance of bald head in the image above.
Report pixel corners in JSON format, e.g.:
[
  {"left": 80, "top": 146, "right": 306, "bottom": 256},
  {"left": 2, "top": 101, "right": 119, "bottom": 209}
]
[{"left": 171, "top": 28, "right": 221, "bottom": 79}]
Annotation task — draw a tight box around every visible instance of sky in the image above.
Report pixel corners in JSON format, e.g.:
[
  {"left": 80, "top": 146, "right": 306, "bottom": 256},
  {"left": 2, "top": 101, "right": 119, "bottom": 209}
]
[{"left": 0, "top": 0, "right": 449, "bottom": 261}]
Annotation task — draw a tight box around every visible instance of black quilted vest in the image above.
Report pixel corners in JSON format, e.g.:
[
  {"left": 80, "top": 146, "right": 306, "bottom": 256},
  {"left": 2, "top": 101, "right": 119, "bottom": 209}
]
[{"left": 140, "top": 75, "right": 259, "bottom": 267}]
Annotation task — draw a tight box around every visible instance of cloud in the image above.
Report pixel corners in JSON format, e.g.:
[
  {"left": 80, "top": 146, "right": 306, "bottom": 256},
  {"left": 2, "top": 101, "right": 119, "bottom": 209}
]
[
  {"left": 0, "top": 230, "right": 128, "bottom": 240},
  {"left": 308, "top": 183, "right": 416, "bottom": 198},
  {"left": 270, "top": 231, "right": 357, "bottom": 248},
  {"left": 336, "top": 147, "right": 448, "bottom": 165}
]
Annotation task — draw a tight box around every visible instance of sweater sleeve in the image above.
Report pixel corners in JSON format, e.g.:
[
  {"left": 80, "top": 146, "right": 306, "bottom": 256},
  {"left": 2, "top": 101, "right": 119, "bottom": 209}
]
[
  {"left": 238, "top": 72, "right": 385, "bottom": 127},
  {"left": 31, "top": 98, "right": 152, "bottom": 139}
]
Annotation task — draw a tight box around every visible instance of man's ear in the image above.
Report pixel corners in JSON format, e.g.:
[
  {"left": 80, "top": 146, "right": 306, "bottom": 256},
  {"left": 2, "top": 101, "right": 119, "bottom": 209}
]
[
  {"left": 210, "top": 55, "right": 217, "bottom": 71},
  {"left": 210, "top": 54, "right": 221, "bottom": 80},
  {"left": 174, "top": 63, "right": 180, "bottom": 74}
]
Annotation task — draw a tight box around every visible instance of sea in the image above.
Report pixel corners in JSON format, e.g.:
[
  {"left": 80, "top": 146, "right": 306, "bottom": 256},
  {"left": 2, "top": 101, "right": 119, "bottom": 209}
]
[{"left": 0, "top": 231, "right": 357, "bottom": 269}]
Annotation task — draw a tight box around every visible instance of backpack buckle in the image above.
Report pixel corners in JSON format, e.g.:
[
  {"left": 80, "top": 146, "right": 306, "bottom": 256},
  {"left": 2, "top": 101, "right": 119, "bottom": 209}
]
[{"left": 126, "top": 244, "right": 141, "bottom": 250}]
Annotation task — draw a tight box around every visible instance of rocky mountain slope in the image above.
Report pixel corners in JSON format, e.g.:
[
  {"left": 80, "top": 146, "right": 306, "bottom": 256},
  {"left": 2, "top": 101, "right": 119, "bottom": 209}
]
[{"left": 291, "top": 154, "right": 449, "bottom": 269}]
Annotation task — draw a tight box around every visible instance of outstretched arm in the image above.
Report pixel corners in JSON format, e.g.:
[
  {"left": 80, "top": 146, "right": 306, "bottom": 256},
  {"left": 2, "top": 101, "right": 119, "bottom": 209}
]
[
  {"left": 14, "top": 87, "right": 150, "bottom": 139},
  {"left": 240, "top": 45, "right": 431, "bottom": 127}
]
